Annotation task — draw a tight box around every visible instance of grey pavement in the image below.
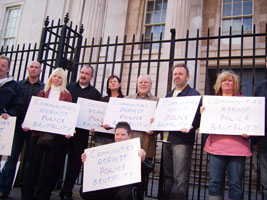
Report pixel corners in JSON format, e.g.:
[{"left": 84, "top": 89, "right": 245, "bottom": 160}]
[{"left": 6, "top": 185, "right": 156, "bottom": 200}]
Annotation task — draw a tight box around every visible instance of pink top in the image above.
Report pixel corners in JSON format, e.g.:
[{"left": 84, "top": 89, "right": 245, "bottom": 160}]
[{"left": 204, "top": 134, "right": 252, "bottom": 156}]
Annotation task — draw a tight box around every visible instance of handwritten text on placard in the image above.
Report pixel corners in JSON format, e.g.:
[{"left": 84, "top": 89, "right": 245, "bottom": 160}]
[
  {"left": 0, "top": 117, "right": 16, "bottom": 155},
  {"left": 150, "top": 96, "right": 201, "bottom": 131},
  {"left": 199, "top": 96, "right": 265, "bottom": 135},
  {"left": 76, "top": 98, "right": 113, "bottom": 133},
  {"left": 23, "top": 96, "right": 80, "bottom": 136},
  {"left": 104, "top": 98, "right": 157, "bottom": 132},
  {"left": 83, "top": 138, "right": 141, "bottom": 192}
]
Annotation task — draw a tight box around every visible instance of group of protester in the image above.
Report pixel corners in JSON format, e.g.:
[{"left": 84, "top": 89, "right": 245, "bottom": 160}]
[{"left": 0, "top": 54, "right": 266, "bottom": 200}]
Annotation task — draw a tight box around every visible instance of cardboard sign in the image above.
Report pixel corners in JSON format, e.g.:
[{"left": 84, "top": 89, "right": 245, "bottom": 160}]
[
  {"left": 83, "top": 138, "right": 141, "bottom": 192},
  {"left": 199, "top": 95, "right": 265, "bottom": 135},
  {"left": 104, "top": 98, "right": 157, "bottom": 132},
  {"left": 0, "top": 117, "right": 16, "bottom": 155},
  {"left": 76, "top": 98, "right": 114, "bottom": 134},
  {"left": 150, "top": 96, "right": 201, "bottom": 131},
  {"left": 23, "top": 96, "right": 80, "bottom": 136}
]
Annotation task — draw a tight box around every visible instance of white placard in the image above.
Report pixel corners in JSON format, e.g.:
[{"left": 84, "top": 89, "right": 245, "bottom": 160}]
[
  {"left": 23, "top": 96, "right": 80, "bottom": 136},
  {"left": 0, "top": 117, "right": 16, "bottom": 155},
  {"left": 76, "top": 98, "right": 114, "bottom": 134},
  {"left": 150, "top": 96, "right": 201, "bottom": 131},
  {"left": 83, "top": 138, "right": 141, "bottom": 192},
  {"left": 199, "top": 95, "right": 265, "bottom": 136},
  {"left": 104, "top": 98, "right": 157, "bottom": 132}
]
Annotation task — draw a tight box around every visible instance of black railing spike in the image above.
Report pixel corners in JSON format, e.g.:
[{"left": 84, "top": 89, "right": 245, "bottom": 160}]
[
  {"left": 64, "top": 13, "right": 69, "bottom": 24},
  {"left": 79, "top": 24, "right": 84, "bottom": 34},
  {"left": 44, "top": 16, "right": 49, "bottom": 27}
]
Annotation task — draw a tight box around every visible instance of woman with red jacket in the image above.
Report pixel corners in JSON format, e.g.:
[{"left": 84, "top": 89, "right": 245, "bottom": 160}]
[{"left": 22, "top": 68, "right": 72, "bottom": 200}]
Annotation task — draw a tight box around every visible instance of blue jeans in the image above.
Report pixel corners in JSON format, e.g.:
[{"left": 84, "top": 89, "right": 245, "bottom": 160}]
[
  {"left": 163, "top": 143, "right": 193, "bottom": 200},
  {"left": 209, "top": 154, "right": 246, "bottom": 200},
  {"left": 259, "top": 148, "right": 267, "bottom": 200},
  {"left": 0, "top": 126, "right": 32, "bottom": 195}
]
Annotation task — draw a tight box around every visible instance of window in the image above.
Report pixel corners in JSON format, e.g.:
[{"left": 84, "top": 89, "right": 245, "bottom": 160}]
[
  {"left": 222, "top": 0, "right": 253, "bottom": 35},
  {"left": 1, "top": 6, "right": 21, "bottom": 48},
  {"left": 144, "top": 0, "right": 167, "bottom": 49}
]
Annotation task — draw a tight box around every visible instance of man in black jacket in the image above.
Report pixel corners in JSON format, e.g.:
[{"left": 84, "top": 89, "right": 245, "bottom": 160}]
[
  {"left": 0, "top": 61, "right": 44, "bottom": 199},
  {"left": 0, "top": 55, "right": 22, "bottom": 199},
  {"left": 162, "top": 63, "right": 201, "bottom": 200},
  {"left": 59, "top": 65, "right": 101, "bottom": 200},
  {"left": 0, "top": 55, "right": 21, "bottom": 118},
  {"left": 255, "top": 60, "right": 267, "bottom": 200}
]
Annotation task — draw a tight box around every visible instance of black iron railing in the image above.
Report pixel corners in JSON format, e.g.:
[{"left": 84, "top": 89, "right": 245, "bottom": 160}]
[{"left": 1, "top": 14, "right": 267, "bottom": 199}]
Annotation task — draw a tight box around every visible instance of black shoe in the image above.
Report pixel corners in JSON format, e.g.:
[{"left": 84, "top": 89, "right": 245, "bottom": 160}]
[
  {"left": 0, "top": 193, "right": 8, "bottom": 199},
  {"left": 59, "top": 192, "right": 73, "bottom": 200}
]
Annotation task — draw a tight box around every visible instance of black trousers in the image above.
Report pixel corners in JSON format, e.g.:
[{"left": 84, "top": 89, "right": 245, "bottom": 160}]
[
  {"left": 80, "top": 184, "right": 136, "bottom": 200},
  {"left": 60, "top": 129, "right": 89, "bottom": 196},
  {"left": 22, "top": 135, "right": 68, "bottom": 200}
]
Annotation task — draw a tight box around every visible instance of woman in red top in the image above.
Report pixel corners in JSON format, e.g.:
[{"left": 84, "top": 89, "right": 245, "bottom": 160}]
[
  {"left": 203, "top": 70, "right": 252, "bottom": 200},
  {"left": 22, "top": 68, "right": 72, "bottom": 200}
]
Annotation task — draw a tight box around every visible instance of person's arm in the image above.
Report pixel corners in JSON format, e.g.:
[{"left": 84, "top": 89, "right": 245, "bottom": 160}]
[
  {"left": 142, "top": 157, "right": 154, "bottom": 174},
  {"left": 138, "top": 149, "right": 154, "bottom": 174},
  {"left": 191, "top": 97, "right": 201, "bottom": 131},
  {"left": 8, "top": 82, "right": 23, "bottom": 117}
]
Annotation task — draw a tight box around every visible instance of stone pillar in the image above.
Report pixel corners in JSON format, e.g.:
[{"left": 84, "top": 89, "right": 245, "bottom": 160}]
[
  {"left": 165, "top": 0, "right": 191, "bottom": 59},
  {"left": 81, "top": 0, "right": 107, "bottom": 44},
  {"left": 100, "top": 0, "right": 130, "bottom": 94},
  {"left": 158, "top": 0, "right": 204, "bottom": 96},
  {"left": 188, "top": 0, "right": 204, "bottom": 88},
  {"left": 158, "top": 0, "right": 191, "bottom": 96},
  {"left": 102, "top": 0, "right": 129, "bottom": 41}
]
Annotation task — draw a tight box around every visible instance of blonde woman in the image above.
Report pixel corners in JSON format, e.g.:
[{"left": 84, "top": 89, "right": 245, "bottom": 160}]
[
  {"left": 22, "top": 68, "right": 72, "bottom": 200},
  {"left": 203, "top": 70, "right": 252, "bottom": 200}
]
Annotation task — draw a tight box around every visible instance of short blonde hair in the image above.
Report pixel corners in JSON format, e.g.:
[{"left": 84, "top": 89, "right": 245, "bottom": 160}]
[
  {"left": 45, "top": 68, "right": 68, "bottom": 92},
  {"left": 214, "top": 70, "right": 240, "bottom": 96}
]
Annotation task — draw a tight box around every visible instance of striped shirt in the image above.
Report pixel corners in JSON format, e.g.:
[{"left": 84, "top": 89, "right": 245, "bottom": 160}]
[{"left": 17, "top": 78, "right": 44, "bottom": 122}]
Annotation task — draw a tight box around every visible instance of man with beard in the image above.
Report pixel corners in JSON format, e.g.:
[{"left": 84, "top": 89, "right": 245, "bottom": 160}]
[
  {"left": 0, "top": 61, "right": 44, "bottom": 199},
  {"left": 59, "top": 65, "right": 101, "bottom": 200},
  {"left": 162, "top": 63, "right": 201, "bottom": 200}
]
